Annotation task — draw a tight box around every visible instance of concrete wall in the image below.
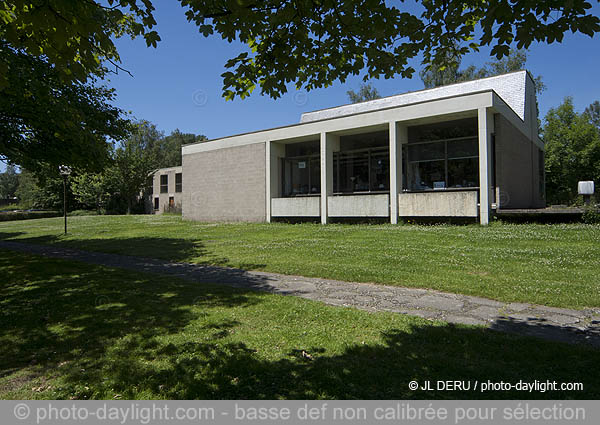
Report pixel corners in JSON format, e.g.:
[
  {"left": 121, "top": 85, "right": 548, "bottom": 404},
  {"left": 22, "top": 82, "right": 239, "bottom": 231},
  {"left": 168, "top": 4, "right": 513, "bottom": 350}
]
[
  {"left": 151, "top": 166, "right": 183, "bottom": 214},
  {"left": 183, "top": 143, "right": 267, "bottom": 222},
  {"left": 328, "top": 194, "right": 390, "bottom": 217},
  {"left": 398, "top": 191, "right": 478, "bottom": 217},
  {"left": 495, "top": 114, "right": 545, "bottom": 208},
  {"left": 271, "top": 196, "right": 320, "bottom": 217}
]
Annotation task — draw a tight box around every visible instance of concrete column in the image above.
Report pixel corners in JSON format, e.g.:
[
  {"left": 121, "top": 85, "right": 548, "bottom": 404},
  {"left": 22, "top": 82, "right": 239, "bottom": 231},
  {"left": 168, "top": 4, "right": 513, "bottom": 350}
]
[
  {"left": 389, "top": 122, "right": 407, "bottom": 224},
  {"left": 478, "top": 108, "right": 494, "bottom": 225},
  {"left": 265, "top": 141, "right": 284, "bottom": 223},
  {"left": 265, "top": 141, "right": 272, "bottom": 222},
  {"left": 320, "top": 132, "right": 339, "bottom": 224}
]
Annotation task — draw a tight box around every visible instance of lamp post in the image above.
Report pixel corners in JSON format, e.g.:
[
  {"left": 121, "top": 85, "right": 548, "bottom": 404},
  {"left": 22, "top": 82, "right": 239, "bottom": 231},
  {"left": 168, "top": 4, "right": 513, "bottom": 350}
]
[{"left": 59, "top": 165, "right": 72, "bottom": 235}]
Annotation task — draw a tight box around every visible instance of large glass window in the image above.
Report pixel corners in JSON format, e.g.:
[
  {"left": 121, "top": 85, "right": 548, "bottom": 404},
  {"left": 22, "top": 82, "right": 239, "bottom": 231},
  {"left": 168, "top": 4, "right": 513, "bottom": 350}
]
[
  {"left": 370, "top": 150, "right": 390, "bottom": 191},
  {"left": 404, "top": 137, "right": 479, "bottom": 191},
  {"left": 334, "top": 148, "right": 389, "bottom": 193},
  {"left": 281, "top": 141, "right": 321, "bottom": 197},
  {"left": 282, "top": 158, "right": 321, "bottom": 196}
]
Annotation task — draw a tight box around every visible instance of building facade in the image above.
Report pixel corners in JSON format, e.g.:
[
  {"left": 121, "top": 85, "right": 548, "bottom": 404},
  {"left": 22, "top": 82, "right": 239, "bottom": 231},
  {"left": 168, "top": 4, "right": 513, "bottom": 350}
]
[
  {"left": 149, "top": 166, "right": 183, "bottom": 214},
  {"left": 178, "top": 70, "right": 545, "bottom": 225}
]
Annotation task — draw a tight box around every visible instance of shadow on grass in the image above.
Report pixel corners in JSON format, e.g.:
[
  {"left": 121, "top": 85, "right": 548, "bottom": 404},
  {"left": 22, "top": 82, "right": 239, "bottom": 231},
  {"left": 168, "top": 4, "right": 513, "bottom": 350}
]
[
  {"left": 0, "top": 231, "right": 267, "bottom": 271},
  {"left": 1, "top": 250, "right": 600, "bottom": 399},
  {"left": 491, "top": 316, "right": 600, "bottom": 347},
  {"left": 0, "top": 232, "right": 204, "bottom": 263}
]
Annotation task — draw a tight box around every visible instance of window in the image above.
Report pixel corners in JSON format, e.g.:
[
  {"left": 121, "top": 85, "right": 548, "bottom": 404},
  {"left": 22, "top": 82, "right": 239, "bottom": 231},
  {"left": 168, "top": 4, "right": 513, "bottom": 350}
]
[
  {"left": 169, "top": 196, "right": 175, "bottom": 208},
  {"left": 282, "top": 157, "right": 320, "bottom": 196},
  {"left": 175, "top": 173, "right": 182, "bottom": 193},
  {"left": 160, "top": 175, "right": 168, "bottom": 193},
  {"left": 281, "top": 141, "right": 320, "bottom": 197},
  {"left": 154, "top": 197, "right": 159, "bottom": 210},
  {"left": 334, "top": 148, "right": 389, "bottom": 193},
  {"left": 404, "top": 137, "right": 479, "bottom": 191}
]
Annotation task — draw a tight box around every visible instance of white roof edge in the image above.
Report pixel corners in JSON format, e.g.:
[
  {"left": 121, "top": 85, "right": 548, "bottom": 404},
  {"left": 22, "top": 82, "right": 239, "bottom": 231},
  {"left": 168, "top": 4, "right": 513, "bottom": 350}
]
[
  {"left": 301, "top": 70, "right": 529, "bottom": 123},
  {"left": 153, "top": 166, "right": 183, "bottom": 173}
]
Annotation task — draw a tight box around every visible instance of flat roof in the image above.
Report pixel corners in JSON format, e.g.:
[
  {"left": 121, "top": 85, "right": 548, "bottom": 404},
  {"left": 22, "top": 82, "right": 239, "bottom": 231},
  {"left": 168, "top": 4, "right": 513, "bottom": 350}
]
[{"left": 300, "top": 70, "right": 532, "bottom": 123}]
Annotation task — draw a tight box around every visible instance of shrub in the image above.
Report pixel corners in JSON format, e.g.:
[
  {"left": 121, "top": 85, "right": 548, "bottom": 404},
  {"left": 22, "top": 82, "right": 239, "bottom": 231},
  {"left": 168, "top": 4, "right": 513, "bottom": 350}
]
[
  {"left": 582, "top": 208, "right": 600, "bottom": 224},
  {"left": 0, "top": 211, "right": 60, "bottom": 222},
  {"left": 69, "top": 210, "right": 102, "bottom": 217}
]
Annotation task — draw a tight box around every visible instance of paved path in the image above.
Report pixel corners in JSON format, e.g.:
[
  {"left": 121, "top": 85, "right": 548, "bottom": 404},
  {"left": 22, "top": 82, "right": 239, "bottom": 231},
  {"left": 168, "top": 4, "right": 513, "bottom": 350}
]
[{"left": 2, "top": 240, "right": 599, "bottom": 348}]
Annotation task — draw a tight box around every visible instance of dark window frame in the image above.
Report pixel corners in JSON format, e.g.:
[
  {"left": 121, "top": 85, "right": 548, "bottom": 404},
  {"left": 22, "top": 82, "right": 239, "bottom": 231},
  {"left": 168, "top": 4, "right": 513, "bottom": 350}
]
[
  {"left": 175, "top": 173, "right": 182, "bottom": 193},
  {"left": 281, "top": 154, "right": 321, "bottom": 197},
  {"left": 403, "top": 135, "right": 481, "bottom": 192},
  {"left": 160, "top": 175, "right": 168, "bottom": 193},
  {"left": 333, "top": 146, "right": 390, "bottom": 195}
]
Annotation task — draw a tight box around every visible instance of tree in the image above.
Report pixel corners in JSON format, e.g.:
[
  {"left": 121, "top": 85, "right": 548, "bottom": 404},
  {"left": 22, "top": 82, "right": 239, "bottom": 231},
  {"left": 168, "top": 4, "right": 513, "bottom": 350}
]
[
  {"left": 419, "top": 48, "right": 473, "bottom": 89},
  {"left": 2, "top": 1, "right": 598, "bottom": 99},
  {"left": 584, "top": 101, "right": 600, "bottom": 129},
  {"left": 159, "top": 130, "right": 208, "bottom": 168},
  {"left": 0, "top": 164, "right": 19, "bottom": 199},
  {"left": 182, "top": 0, "right": 598, "bottom": 99},
  {"left": 347, "top": 83, "right": 381, "bottom": 103},
  {"left": 15, "top": 168, "right": 73, "bottom": 210},
  {"left": 56, "top": 122, "right": 207, "bottom": 214},
  {"left": 542, "top": 97, "right": 600, "bottom": 204},
  {"left": 0, "top": 44, "right": 131, "bottom": 173},
  {"left": 0, "top": 1, "right": 159, "bottom": 86},
  {"left": 420, "top": 49, "right": 545, "bottom": 94},
  {"left": 105, "top": 121, "right": 162, "bottom": 214},
  {"left": 71, "top": 173, "right": 111, "bottom": 214}
]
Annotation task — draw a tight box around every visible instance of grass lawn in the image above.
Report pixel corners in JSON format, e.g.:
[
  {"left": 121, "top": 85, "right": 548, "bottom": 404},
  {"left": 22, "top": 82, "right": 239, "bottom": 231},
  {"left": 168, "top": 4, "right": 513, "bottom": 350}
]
[
  {"left": 1, "top": 249, "right": 599, "bottom": 400},
  {"left": 1, "top": 215, "right": 599, "bottom": 309}
]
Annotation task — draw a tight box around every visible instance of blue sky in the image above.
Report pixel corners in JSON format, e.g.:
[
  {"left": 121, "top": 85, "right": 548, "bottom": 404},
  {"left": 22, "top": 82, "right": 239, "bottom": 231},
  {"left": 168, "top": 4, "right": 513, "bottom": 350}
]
[
  {"left": 102, "top": 1, "right": 600, "bottom": 141},
  {"left": 2, "top": 2, "right": 599, "bottom": 172}
]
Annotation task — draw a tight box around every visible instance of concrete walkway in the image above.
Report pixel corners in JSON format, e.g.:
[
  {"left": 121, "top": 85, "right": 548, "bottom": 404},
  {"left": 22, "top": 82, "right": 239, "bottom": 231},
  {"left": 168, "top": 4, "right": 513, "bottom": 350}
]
[{"left": 2, "top": 240, "right": 599, "bottom": 348}]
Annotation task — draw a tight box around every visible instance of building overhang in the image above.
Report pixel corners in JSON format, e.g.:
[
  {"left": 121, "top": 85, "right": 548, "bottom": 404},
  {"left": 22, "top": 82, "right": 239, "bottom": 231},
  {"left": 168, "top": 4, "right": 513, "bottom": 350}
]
[{"left": 183, "top": 87, "right": 541, "bottom": 155}]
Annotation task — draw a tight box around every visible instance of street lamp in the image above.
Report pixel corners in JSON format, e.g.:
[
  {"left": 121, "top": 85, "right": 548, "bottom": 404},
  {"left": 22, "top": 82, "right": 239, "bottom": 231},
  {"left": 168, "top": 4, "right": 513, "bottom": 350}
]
[{"left": 59, "top": 165, "right": 72, "bottom": 235}]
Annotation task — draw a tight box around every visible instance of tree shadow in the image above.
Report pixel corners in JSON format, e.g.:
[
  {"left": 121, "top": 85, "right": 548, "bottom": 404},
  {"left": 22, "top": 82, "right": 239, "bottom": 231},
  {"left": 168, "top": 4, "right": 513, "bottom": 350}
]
[
  {"left": 52, "top": 321, "right": 600, "bottom": 400},
  {"left": 491, "top": 316, "right": 600, "bottom": 347},
  {"left": 0, "top": 233, "right": 206, "bottom": 263},
  {"left": 0, "top": 250, "right": 265, "bottom": 396},
  {"left": 1, "top": 249, "right": 600, "bottom": 400}
]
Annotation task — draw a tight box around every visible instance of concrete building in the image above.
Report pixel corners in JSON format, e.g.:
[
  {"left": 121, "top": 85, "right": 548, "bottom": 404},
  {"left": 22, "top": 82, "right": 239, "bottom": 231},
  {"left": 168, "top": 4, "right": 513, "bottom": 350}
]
[
  {"left": 150, "top": 166, "right": 183, "bottom": 214},
  {"left": 176, "top": 70, "right": 545, "bottom": 224}
]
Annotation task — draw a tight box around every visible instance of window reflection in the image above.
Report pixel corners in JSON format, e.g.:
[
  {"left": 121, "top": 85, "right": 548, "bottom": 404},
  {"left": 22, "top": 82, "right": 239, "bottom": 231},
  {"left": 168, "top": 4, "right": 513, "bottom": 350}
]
[
  {"left": 334, "top": 148, "right": 389, "bottom": 193},
  {"left": 404, "top": 137, "right": 479, "bottom": 191}
]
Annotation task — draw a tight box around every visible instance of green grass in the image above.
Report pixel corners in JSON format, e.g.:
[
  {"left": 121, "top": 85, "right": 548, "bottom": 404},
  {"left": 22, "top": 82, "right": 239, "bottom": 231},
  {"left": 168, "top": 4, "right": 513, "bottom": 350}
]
[
  {"left": 1, "top": 215, "right": 599, "bottom": 308},
  {"left": 1, "top": 249, "right": 599, "bottom": 400}
]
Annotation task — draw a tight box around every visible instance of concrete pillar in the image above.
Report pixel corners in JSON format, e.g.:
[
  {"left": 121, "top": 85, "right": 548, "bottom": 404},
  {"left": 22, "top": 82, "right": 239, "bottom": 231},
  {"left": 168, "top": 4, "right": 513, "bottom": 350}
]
[
  {"left": 478, "top": 108, "right": 494, "bottom": 225},
  {"left": 320, "top": 132, "right": 339, "bottom": 224},
  {"left": 389, "top": 122, "right": 407, "bottom": 224},
  {"left": 265, "top": 141, "right": 284, "bottom": 223}
]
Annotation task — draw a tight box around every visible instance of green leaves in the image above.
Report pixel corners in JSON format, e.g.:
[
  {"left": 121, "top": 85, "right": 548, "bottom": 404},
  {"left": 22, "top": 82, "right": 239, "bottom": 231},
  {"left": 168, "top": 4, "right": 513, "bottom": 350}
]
[
  {"left": 0, "top": 0, "right": 160, "bottom": 85},
  {"left": 180, "top": 0, "right": 599, "bottom": 99},
  {"left": 542, "top": 97, "right": 600, "bottom": 204},
  {"left": 3, "top": 0, "right": 599, "bottom": 102},
  {"left": 0, "top": 42, "right": 131, "bottom": 172}
]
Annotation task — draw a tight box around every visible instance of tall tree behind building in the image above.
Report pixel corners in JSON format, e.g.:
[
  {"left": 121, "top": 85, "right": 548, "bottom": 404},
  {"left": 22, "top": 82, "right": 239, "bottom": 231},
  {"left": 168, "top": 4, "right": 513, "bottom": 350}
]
[
  {"left": 420, "top": 50, "right": 545, "bottom": 94},
  {"left": 542, "top": 97, "right": 600, "bottom": 204}
]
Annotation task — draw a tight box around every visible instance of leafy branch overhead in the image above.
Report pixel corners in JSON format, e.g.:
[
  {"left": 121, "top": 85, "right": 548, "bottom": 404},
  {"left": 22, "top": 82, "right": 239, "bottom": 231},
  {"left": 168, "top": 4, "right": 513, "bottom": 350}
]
[
  {"left": 182, "top": 0, "right": 600, "bottom": 99},
  {"left": 2, "top": 1, "right": 599, "bottom": 99}
]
